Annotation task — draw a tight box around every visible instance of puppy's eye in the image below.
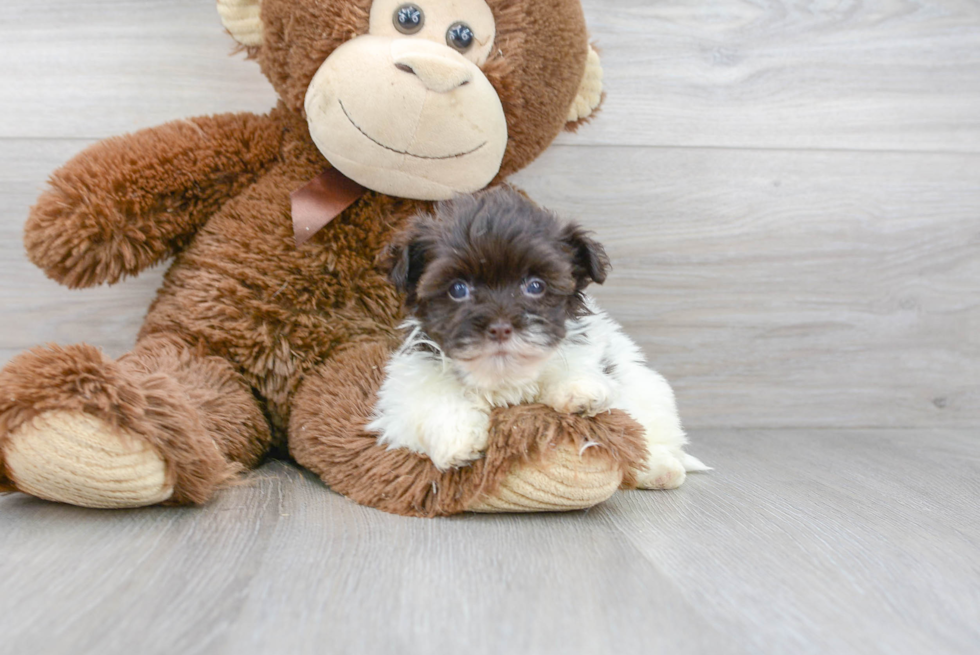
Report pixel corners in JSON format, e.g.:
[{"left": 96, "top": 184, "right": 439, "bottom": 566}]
[
  {"left": 523, "top": 278, "right": 546, "bottom": 297},
  {"left": 393, "top": 4, "right": 425, "bottom": 34},
  {"left": 448, "top": 280, "right": 470, "bottom": 301},
  {"left": 446, "top": 22, "right": 475, "bottom": 52}
]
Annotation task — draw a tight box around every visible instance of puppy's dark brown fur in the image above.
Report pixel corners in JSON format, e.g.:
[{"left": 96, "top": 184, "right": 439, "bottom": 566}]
[{"left": 385, "top": 187, "right": 609, "bottom": 360}]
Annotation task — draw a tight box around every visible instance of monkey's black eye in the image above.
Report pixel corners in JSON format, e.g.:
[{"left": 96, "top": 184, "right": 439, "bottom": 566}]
[
  {"left": 393, "top": 4, "right": 424, "bottom": 34},
  {"left": 448, "top": 280, "right": 471, "bottom": 301},
  {"left": 523, "top": 278, "right": 546, "bottom": 297},
  {"left": 446, "top": 23, "right": 474, "bottom": 52}
]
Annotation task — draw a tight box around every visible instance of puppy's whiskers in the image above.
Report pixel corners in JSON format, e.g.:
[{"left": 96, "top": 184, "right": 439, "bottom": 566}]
[{"left": 398, "top": 319, "right": 450, "bottom": 370}]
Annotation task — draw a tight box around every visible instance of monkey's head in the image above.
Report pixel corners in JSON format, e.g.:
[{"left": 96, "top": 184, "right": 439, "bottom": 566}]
[{"left": 218, "top": 0, "right": 603, "bottom": 200}]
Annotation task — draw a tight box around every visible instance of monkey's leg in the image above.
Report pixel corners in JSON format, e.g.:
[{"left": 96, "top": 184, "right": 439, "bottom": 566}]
[
  {"left": 0, "top": 336, "right": 271, "bottom": 508},
  {"left": 288, "top": 340, "right": 647, "bottom": 517}
]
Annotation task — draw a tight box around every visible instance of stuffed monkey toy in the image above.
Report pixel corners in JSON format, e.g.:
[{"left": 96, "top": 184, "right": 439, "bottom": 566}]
[{"left": 0, "top": 0, "right": 656, "bottom": 516}]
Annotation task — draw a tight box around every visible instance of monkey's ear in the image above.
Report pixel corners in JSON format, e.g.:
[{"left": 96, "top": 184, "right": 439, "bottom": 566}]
[
  {"left": 218, "top": 0, "right": 263, "bottom": 47},
  {"left": 561, "top": 223, "right": 610, "bottom": 287},
  {"left": 565, "top": 45, "right": 604, "bottom": 128}
]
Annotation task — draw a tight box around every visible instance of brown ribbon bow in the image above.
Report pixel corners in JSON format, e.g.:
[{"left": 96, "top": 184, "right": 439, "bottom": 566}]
[{"left": 290, "top": 167, "right": 367, "bottom": 246}]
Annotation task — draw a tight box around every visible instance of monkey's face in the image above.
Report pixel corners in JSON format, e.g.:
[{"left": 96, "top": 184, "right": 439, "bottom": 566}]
[
  {"left": 219, "top": 0, "right": 604, "bottom": 201},
  {"left": 304, "top": 0, "right": 507, "bottom": 200}
]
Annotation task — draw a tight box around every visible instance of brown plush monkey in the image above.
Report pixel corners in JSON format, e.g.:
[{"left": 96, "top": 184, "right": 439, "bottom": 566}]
[{"left": 0, "top": 0, "right": 647, "bottom": 516}]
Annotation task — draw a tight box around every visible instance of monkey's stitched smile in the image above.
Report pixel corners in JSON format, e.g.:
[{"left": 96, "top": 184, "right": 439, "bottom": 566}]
[{"left": 338, "top": 99, "right": 487, "bottom": 160}]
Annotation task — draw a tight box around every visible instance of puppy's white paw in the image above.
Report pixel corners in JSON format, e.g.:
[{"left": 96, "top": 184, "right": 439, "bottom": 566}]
[
  {"left": 635, "top": 446, "right": 687, "bottom": 490},
  {"left": 422, "top": 408, "right": 491, "bottom": 471},
  {"left": 539, "top": 375, "right": 614, "bottom": 417}
]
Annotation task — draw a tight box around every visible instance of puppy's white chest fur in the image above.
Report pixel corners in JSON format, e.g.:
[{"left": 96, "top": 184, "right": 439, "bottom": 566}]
[{"left": 367, "top": 297, "right": 707, "bottom": 486}]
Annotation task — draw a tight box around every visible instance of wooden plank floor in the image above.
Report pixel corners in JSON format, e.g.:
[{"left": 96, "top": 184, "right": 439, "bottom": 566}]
[
  {"left": 2, "top": 429, "right": 978, "bottom": 655},
  {"left": 1, "top": 1, "right": 979, "bottom": 654}
]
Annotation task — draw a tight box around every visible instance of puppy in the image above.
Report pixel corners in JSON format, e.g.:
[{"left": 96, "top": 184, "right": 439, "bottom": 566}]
[{"left": 368, "top": 187, "right": 708, "bottom": 488}]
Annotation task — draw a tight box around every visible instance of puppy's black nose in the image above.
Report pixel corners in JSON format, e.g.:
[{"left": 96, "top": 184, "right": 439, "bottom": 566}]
[{"left": 487, "top": 321, "right": 513, "bottom": 343}]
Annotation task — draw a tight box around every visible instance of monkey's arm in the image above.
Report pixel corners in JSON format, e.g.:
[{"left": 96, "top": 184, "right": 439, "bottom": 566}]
[{"left": 25, "top": 112, "right": 283, "bottom": 288}]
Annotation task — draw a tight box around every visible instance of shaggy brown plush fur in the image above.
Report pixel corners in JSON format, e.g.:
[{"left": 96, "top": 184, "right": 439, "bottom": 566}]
[
  {"left": 0, "top": 0, "right": 642, "bottom": 514},
  {"left": 26, "top": 113, "right": 284, "bottom": 289},
  {"left": 0, "top": 337, "right": 270, "bottom": 503}
]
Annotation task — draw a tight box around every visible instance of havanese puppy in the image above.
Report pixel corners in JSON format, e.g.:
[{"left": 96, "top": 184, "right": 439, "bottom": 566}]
[{"left": 369, "top": 186, "right": 708, "bottom": 488}]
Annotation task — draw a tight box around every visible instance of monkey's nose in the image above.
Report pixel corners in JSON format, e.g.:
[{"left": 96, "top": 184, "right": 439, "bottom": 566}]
[
  {"left": 487, "top": 321, "right": 514, "bottom": 343},
  {"left": 392, "top": 52, "right": 473, "bottom": 93}
]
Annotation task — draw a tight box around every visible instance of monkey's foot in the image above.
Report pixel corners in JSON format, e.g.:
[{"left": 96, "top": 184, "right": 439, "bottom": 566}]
[
  {"left": 465, "top": 441, "right": 623, "bottom": 512},
  {"left": 4, "top": 410, "right": 173, "bottom": 508}
]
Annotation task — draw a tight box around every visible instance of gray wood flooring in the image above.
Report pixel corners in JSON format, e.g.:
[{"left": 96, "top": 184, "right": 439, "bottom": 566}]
[
  {"left": 1, "top": 1, "right": 978, "bottom": 653},
  {"left": 2, "top": 430, "right": 978, "bottom": 655}
]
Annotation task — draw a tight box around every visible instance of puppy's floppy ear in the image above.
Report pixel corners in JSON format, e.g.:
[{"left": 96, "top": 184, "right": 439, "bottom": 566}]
[
  {"left": 381, "top": 221, "right": 432, "bottom": 303},
  {"left": 561, "top": 223, "right": 610, "bottom": 286}
]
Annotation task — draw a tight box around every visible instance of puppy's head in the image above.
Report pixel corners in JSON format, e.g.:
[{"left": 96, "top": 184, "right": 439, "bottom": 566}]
[{"left": 383, "top": 186, "right": 609, "bottom": 388}]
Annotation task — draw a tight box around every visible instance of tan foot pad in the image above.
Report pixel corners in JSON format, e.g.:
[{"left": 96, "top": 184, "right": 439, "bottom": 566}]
[
  {"left": 5, "top": 411, "right": 173, "bottom": 508},
  {"left": 466, "top": 443, "right": 623, "bottom": 513}
]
